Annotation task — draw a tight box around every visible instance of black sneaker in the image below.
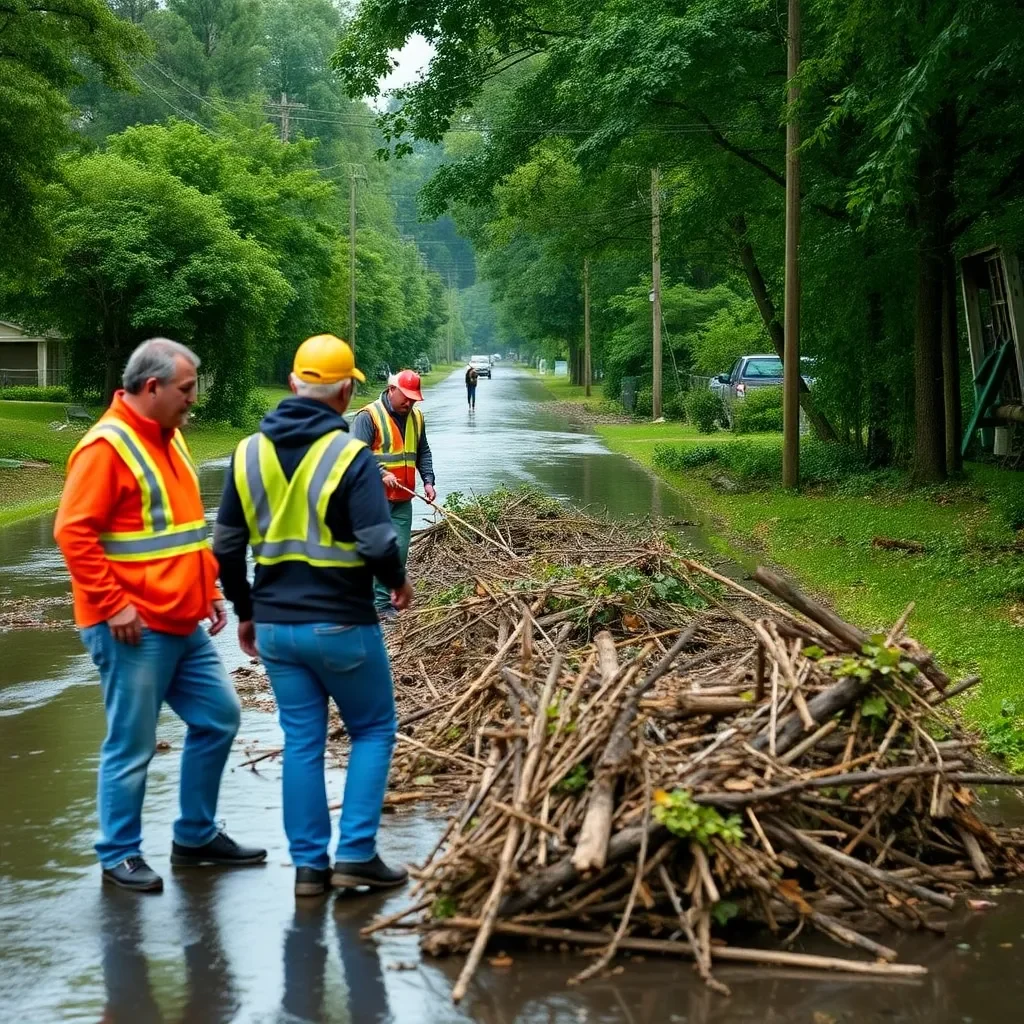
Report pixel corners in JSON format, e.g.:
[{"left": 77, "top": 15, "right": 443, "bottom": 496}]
[
  {"left": 294, "top": 866, "right": 332, "bottom": 897},
  {"left": 331, "top": 854, "right": 408, "bottom": 890},
  {"left": 102, "top": 856, "right": 164, "bottom": 893},
  {"left": 170, "top": 831, "right": 267, "bottom": 867}
]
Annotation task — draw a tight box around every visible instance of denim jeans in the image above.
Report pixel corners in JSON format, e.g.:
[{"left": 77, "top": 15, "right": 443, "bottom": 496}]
[
  {"left": 254, "top": 622, "right": 396, "bottom": 868},
  {"left": 80, "top": 623, "right": 241, "bottom": 868},
  {"left": 373, "top": 499, "right": 413, "bottom": 613}
]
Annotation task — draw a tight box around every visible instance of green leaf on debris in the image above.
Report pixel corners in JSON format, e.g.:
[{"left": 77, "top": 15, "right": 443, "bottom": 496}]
[
  {"left": 860, "top": 695, "right": 888, "bottom": 719},
  {"left": 557, "top": 763, "right": 590, "bottom": 794},
  {"left": 432, "top": 896, "right": 457, "bottom": 920},
  {"left": 711, "top": 901, "right": 740, "bottom": 926},
  {"left": 652, "top": 789, "right": 744, "bottom": 846}
]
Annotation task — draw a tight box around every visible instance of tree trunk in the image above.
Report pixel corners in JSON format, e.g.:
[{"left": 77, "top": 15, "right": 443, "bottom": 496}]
[
  {"left": 941, "top": 251, "right": 963, "bottom": 475},
  {"left": 910, "top": 104, "right": 956, "bottom": 485},
  {"left": 730, "top": 215, "right": 838, "bottom": 443}
]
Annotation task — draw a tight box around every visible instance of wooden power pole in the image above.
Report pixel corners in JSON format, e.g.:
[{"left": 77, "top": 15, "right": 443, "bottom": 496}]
[
  {"left": 782, "top": 0, "right": 801, "bottom": 487},
  {"left": 651, "top": 167, "right": 662, "bottom": 420},
  {"left": 347, "top": 164, "right": 365, "bottom": 354},
  {"left": 275, "top": 93, "right": 306, "bottom": 143},
  {"left": 583, "top": 256, "right": 592, "bottom": 397}
]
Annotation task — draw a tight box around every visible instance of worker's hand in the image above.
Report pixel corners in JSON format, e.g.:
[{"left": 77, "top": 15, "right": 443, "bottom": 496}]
[
  {"left": 424, "top": 483, "right": 437, "bottom": 503},
  {"left": 390, "top": 580, "right": 414, "bottom": 611},
  {"left": 207, "top": 599, "right": 228, "bottom": 636},
  {"left": 238, "top": 620, "right": 259, "bottom": 659},
  {"left": 382, "top": 472, "right": 400, "bottom": 490},
  {"left": 108, "top": 603, "right": 143, "bottom": 645}
]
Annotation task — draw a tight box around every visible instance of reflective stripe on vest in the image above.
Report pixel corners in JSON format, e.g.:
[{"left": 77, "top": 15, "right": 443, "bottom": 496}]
[
  {"left": 366, "top": 400, "right": 422, "bottom": 469},
  {"left": 74, "top": 420, "right": 210, "bottom": 561},
  {"left": 233, "top": 430, "right": 366, "bottom": 568}
]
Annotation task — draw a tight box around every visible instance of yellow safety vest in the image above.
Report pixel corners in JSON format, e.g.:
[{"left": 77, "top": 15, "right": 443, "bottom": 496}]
[
  {"left": 71, "top": 420, "right": 209, "bottom": 562},
  {"left": 233, "top": 429, "right": 366, "bottom": 568}
]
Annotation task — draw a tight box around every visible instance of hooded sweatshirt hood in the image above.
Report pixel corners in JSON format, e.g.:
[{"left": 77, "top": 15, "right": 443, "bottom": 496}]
[{"left": 259, "top": 396, "right": 348, "bottom": 447}]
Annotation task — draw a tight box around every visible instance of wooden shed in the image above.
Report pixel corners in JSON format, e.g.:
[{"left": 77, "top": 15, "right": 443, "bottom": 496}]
[{"left": 959, "top": 247, "right": 1024, "bottom": 457}]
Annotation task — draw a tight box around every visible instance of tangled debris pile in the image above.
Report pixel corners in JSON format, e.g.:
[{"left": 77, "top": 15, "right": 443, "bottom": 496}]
[
  {"left": 0, "top": 594, "right": 71, "bottom": 631},
  {"left": 350, "top": 490, "right": 1024, "bottom": 998}
]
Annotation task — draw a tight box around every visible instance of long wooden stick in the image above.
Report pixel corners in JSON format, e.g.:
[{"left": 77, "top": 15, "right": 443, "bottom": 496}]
[{"left": 436, "top": 919, "right": 928, "bottom": 977}]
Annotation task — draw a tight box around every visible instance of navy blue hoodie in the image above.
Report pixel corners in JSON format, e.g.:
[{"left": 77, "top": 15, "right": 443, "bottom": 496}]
[{"left": 214, "top": 397, "right": 405, "bottom": 624}]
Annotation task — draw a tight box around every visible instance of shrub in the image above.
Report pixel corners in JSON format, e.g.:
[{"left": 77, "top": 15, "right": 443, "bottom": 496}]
[
  {"left": 0, "top": 385, "right": 71, "bottom": 402},
  {"left": 731, "top": 387, "right": 783, "bottom": 434},
  {"left": 712, "top": 437, "right": 869, "bottom": 484},
  {"left": 663, "top": 389, "right": 687, "bottom": 421},
  {"left": 634, "top": 384, "right": 653, "bottom": 418},
  {"left": 685, "top": 388, "right": 724, "bottom": 433},
  {"left": 653, "top": 444, "right": 722, "bottom": 473}
]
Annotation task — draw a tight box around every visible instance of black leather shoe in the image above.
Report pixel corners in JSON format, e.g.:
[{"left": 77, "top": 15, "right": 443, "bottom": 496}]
[
  {"left": 170, "top": 831, "right": 267, "bottom": 867},
  {"left": 102, "top": 856, "right": 164, "bottom": 893},
  {"left": 331, "top": 854, "right": 408, "bottom": 890},
  {"left": 295, "top": 866, "right": 332, "bottom": 897}
]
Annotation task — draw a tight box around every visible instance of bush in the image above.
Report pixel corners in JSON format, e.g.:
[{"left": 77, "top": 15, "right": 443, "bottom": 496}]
[
  {"left": 663, "top": 389, "right": 687, "bottom": 421},
  {"left": 731, "top": 387, "right": 783, "bottom": 434},
  {"left": 654, "top": 444, "right": 720, "bottom": 472},
  {"left": 685, "top": 388, "right": 724, "bottom": 434},
  {"left": 0, "top": 385, "right": 71, "bottom": 402},
  {"left": 713, "top": 437, "right": 869, "bottom": 484},
  {"left": 634, "top": 384, "right": 653, "bottom": 418}
]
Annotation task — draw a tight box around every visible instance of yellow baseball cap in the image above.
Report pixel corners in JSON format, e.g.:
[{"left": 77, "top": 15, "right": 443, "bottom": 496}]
[{"left": 293, "top": 334, "right": 365, "bottom": 384}]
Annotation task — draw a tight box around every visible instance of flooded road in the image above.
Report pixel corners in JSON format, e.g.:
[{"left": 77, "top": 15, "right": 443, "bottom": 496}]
[{"left": 2, "top": 368, "right": 1023, "bottom": 1023}]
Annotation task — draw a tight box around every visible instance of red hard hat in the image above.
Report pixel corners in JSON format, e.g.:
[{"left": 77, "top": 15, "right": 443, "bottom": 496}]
[{"left": 389, "top": 369, "right": 423, "bottom": 402}]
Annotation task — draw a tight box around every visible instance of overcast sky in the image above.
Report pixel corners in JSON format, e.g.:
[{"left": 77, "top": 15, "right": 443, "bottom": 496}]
[{"left": 373, "top": 34, "right": 434, "bottom": 108}]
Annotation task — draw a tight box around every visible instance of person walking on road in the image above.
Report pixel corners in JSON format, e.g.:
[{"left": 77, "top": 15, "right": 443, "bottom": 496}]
[
  {"left": 351, "top": 369, "right": 435, "bottom": 621},
  {"left": 54, "top": 338, "right": 266, "bottom": 894},
  {"left": 214, "top": 334, "right": 413, "bottom": 898},
  {"left": 465, "top": 363, "right": 478, "bottom": 411}
]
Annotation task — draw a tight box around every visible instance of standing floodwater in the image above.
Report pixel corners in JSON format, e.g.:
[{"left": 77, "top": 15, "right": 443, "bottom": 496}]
[{"left": 2, "top": 369, "right": 1024, "bottom": 1022}]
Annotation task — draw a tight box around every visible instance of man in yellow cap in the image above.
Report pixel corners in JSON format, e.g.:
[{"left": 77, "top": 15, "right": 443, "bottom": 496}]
[{"left": 213, "top": 334, "right": 413, "bottom": 897}]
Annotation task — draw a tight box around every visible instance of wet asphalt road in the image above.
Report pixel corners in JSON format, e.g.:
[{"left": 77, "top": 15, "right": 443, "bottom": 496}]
[{"left": 2, "top": 368, "right": 1024, "bottom": 1023}]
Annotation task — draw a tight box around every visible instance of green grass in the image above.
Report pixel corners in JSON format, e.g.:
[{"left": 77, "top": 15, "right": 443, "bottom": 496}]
[
  {"left": 598, "top": 423, "right": 1024, "bottom": 754},
  {"left": 0, "top": 400, "right": 249, "bottom": 526}
]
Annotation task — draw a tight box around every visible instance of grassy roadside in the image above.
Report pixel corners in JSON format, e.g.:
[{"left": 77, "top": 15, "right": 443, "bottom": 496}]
[
  {"left": 533, "top": 376, "right": 1024, "bottom": 753},
  {"left": 0, "top": 365, "right": 462, "bottom": 528}
]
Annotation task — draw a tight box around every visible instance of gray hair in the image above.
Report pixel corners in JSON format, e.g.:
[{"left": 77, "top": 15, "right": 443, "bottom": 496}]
[
  {"left": 289, "top": 374, "right": 353, "bottom": 402},
  {"left": 123, "top": 337, "right": 200, "bottom": 394}
]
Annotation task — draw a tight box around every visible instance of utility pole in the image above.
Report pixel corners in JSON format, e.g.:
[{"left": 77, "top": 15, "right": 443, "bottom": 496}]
[
  {"left": 583, "top": 256, "right": 592, "bottom": 397},
  {"left": 347, "top": 164, "right": 365, "bottom": 354},
  {"left": 447, "top": 271, "right": 455, "bottom": 363},
  {"left": 651, "top": 167, "right": 663, "bottom": 421},
  {"left": 782, "top": 0, "right": 801, "bottom": 488},
  {"left": 274, "top": 92, "right": 306, "bottom": 143}
]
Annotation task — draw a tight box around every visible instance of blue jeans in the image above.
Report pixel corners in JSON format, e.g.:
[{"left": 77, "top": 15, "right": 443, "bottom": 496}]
[
  {"left": 81, "top": 624, "right": 241, "bottom": 868},
  {"left": 254, "top": 622, "right": 396, "bottom": 868}
]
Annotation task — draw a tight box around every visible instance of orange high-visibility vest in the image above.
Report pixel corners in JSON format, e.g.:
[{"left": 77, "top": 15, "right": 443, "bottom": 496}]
[{"left": 364, "top": 399, "right": 423, "bottom": 502}]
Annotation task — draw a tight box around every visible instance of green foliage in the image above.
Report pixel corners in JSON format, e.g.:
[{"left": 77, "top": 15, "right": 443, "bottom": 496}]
[
  {"left": 557, "top": 763, "right": 590, "bottom": 794},
  {"left": 982, "top": 700, "right": 1024, "bottom": 766},
  {"left": 653, "top": 444, "right": 721, "bottom": 472},
  {"left": 685, "top": 390, "right": 724, "bottom": 434},
  {"left": 431, "top": 896, "right": 457, "bottom": 920},
  {"left": 652, "top": 789, "right": 744, "bottom": 847},
  {"left": 0, "top": 0, "right": 149, "bottom": 271},
  {"left": 732, "top": 388, "right": 783, "bottom": 435},
  {"left": 7, "top": 152, "right": 290, "bottom": 423},
  {"left": 711, "top": 901, "right": 740, "bottom": 927},
  {"left": 0, "top": 387, "right": 71, "bottom": 403}
]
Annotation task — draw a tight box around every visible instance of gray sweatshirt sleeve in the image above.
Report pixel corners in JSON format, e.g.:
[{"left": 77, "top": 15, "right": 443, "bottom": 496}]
[
  {"left": 416, "top": 419, "right": 435, "bottom": 486},
  {"left": 351, "top": 409, "right": 386, "bottom": 477}
]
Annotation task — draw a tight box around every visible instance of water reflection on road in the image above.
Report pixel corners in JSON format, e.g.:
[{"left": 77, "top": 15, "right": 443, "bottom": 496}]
[{"left": 1, "top": 368, "right": 1022, "bottom": 1023}]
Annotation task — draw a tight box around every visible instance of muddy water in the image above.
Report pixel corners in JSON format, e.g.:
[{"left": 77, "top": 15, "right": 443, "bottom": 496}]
[{"left": 2, "top": 368, "right": 1022, "bottom": 1023}]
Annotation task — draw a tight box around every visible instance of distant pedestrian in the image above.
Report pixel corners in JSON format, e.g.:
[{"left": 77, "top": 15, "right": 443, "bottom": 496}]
[
  {"left": 54, "top": 337, "right": 265, "bottom": 894},
  {"left": 465, "top": 364, "right": 478, "bottom": 410},
  {"left": 351, "top": 369, "right": 435, "bottom": 621},
  {"left": 215, "top": 334, "right": 412, "bottom": 897}
]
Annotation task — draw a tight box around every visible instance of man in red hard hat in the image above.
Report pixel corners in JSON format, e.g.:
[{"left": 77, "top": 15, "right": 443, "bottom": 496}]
[{"left": 351, "top": 369, "right": 436, "bottom": 620}]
